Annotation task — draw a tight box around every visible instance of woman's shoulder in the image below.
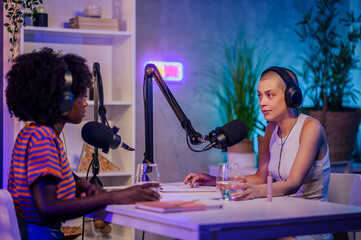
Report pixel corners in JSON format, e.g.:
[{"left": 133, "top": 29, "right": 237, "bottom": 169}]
[
  {"left": 299, "top": 114, "right": 324, "bottom": 138},
  {"left": 23, "top": 124, "right": 56, "bottom": 140},
  {"left": 263, "top": 121, "right": 278, "bottom": 140},
  {"left": 300, "top": 114, "right": 322, "bottom": 129}
]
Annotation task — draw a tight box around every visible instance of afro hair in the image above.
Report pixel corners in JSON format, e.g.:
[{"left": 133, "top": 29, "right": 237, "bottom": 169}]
[{"left": 6, "top": 48, "right": 92, "bottom": 126}]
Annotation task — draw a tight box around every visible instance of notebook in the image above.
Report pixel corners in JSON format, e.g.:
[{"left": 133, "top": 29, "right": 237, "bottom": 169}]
[{"left": 135, "top": 200, "right": 222, "bottom": 213}]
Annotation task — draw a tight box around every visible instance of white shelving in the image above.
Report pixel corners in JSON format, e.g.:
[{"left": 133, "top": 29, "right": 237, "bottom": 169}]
[
  {"left": 18, "top": 1, "right": 136, "bottom": 239},
  {"left": 22, "top": 26, "right": 133, "bottom": 38}
]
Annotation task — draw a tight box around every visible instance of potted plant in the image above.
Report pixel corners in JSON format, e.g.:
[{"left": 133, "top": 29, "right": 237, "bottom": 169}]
[
  {"left": 3, "top": 0, "right": 43, "bottom": 61},
  {"left": 295, "top": 0, "right": 361, "bottom": 163},
  {"left": 204, "top": 32, "right": 268, "bottom": 168}
]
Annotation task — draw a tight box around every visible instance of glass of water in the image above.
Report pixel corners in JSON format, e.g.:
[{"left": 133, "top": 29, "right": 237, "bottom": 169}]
[
  {"left": 135, "top": 163, "right": 160, "bottom": 191},
  {"left": 216, "top": 163, "right": 242, "bottom": 200}
]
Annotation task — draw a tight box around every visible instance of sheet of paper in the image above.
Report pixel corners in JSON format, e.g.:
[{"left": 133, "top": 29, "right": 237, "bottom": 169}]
[{"left": 161, "top": 183, "right": 217, "bottom": 192}]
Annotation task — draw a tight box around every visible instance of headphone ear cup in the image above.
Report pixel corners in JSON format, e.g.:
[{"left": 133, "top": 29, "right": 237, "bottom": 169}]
[
  {"left": 60, "top": 91, "right": 74, "bottom": 115},
  {"left": 285, "top": 86, "right": 302, "bottom": 108},
  {"left": 60, "top": 67, "right": 74, "bottom": 116}
]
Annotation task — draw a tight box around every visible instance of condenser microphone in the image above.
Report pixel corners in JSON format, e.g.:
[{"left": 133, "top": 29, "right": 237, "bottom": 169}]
[
  {"left": 203, "top": 120, "right": 248, "bottom": 152},
  {"left": 81, "top": 121, "right": 135, "bottom": 153}
]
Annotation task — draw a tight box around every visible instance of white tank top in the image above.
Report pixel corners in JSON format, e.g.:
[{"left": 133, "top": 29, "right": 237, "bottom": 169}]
[{"left": 268, "top": 114, "right": 331, "bottom": 201}]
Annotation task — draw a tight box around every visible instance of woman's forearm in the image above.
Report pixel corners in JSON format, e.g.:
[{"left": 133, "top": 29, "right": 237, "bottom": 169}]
[
  {"left": 255, "top": 179, "right": 300, "bottom": 198},
  {"left": 35, "top": 189, "right": 116, "bottom": 222}
]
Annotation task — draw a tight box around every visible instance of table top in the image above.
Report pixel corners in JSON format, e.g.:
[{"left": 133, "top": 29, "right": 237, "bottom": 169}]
[{"left": 103, "top": 182, "right": 361, "bottom": 232}]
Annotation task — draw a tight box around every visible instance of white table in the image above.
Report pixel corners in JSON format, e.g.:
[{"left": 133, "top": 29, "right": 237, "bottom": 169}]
[{"left": 89, "top": 183, "right": 361, "bottom": 239}]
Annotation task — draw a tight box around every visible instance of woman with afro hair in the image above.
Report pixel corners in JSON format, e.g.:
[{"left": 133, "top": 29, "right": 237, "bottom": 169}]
[{"left": 6, "top": 48, "right": 160, "bottom": 240}]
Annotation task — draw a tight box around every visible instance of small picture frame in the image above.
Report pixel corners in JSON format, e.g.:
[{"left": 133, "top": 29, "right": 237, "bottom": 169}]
[{"left": 77, "top": 143, "right": 122, "bottom": 172}]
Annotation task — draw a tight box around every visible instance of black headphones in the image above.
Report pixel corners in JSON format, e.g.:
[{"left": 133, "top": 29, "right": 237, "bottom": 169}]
[
  {"left": 262, "top": 66, "right": 302, "bottom": 108},
  {"left": 60, "top": 61, "right": 74, "bottom": 116}
]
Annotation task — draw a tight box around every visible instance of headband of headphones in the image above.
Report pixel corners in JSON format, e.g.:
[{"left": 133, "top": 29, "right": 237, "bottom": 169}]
[
  {"left": 262, "top": 66, "right": 303, "bottom": 108},
  {"left": 60, "top": 60, "right": 74, "bottom": 115},
  {"left": 263, "top": 66, "right": 297, "bottom": 88}
]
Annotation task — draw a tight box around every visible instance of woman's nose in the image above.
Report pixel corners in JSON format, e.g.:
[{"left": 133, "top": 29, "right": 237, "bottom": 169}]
[
  {"left": 83, "top": 98, "right": 88, "bottom": 107},
  {"left": 259, "top": 96, "right": 265, "bottom": 106}
]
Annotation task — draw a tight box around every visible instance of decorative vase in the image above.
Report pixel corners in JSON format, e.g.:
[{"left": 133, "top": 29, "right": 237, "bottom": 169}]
[
  {"left": 308, "top": 108, "right": 361, "bottom": 163},
  {"left": 227, "top": 139, "right": 256, "bottom": 169},
  {"left": 33, "top": 7, "right": 48, "bottom": 27}
]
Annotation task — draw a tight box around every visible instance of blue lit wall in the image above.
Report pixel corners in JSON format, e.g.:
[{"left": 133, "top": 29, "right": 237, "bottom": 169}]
[{"left": 136, "top": 0, "right": 361, "bottom": 189}]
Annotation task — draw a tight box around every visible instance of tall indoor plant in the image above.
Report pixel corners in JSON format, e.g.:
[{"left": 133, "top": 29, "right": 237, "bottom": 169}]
[
  {"left": 204, "top": 32, "right": 268, "bottom": 167},
  {"left": 295, "top": 0, "right": 361, "bottom": 163}
]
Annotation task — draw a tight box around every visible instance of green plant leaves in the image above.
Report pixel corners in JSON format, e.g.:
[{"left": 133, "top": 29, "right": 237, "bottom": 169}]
[
  {"left": 203, "top": 32, "right": 268, "bottom": 139},
  {"left": 295, "top": 0, "right": 361, "bottom": 111},
  {"left": 3, "top": 0, "right": 43, "bottom": 61}
]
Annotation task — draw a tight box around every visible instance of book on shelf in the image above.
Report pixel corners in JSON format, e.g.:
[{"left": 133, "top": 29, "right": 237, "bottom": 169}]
[{"left": 135, "top": 200, "right": 223, "bottom": 213}]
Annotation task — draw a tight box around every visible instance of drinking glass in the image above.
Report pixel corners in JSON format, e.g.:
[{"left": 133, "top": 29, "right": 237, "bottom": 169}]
[
  {"left": 84, "top": 5, "right": 102, "bottom": 18},
  {"left": 216, "top": 163, "right": 242, "bottom": 200},
  {"left": 135, "top": 163, "right": 160, "bottom": 191}
]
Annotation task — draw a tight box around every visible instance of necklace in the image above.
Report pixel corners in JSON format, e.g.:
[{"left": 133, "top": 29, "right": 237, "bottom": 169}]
[{"left": 277, "top": 115, "right": 299, "bottom": 181}]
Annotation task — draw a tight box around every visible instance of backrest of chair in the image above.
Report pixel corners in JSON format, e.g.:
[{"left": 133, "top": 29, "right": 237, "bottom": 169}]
[
  {"left": 0, "top": 189, "right": 21, "bottom": 240},
  {"left": 328, "top": 173, "right": 361, "bottom": 206}
]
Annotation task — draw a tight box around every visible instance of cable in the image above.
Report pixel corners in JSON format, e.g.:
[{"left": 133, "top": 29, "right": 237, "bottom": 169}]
[
  {"left": 81, "top": 149, "right": 94, "bottom": 240},
  {"left": 186, "top": 133, "right": 205, "bottom": 153},
  {"left": 277, "top": 116, "right": 299, "bottom": 180}
]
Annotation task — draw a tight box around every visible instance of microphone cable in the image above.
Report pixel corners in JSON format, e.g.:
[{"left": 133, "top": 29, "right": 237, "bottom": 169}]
[
  {"left": 81, "top": 147, "right": 95, "bottom": 240},
  {"left": 186, "top": 133, "right": 206, "bottom": 152}
]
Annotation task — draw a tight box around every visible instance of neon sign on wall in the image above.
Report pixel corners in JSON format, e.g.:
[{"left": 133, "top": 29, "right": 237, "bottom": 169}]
[{"left": 147, "top": 61, "right": 183, "bottom": 81}]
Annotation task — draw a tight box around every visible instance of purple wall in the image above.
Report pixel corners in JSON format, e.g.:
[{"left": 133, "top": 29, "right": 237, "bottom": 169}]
[{"left": 1, "top": 2, "right": 3, "bottom": 188}]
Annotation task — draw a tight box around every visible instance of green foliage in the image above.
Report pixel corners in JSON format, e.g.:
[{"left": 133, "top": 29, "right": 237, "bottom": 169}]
[
  {"left": 3, "top": 0, "right": 43, "bottom": 61},
  {"left": 295, "top": 0, "right": 361, "bottom": 111},
  {"left": 205, "top": 33, "right": 268, "bottom": 139}
]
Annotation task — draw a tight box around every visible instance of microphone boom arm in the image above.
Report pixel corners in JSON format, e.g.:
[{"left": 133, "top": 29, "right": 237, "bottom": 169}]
[
  {"left": 143, "top": 64, "right": 203, "bottom": 163},
  {"left": 93, "top": 63, "right": 107, "bottom": 126},
  {"left": 89, "top": 62, "right": 103, "bottom": 187}
]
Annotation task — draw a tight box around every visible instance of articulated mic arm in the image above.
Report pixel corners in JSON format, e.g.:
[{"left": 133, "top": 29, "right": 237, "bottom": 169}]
[{"left": 143, "top": 64, "right": 204, "bottom": 163}]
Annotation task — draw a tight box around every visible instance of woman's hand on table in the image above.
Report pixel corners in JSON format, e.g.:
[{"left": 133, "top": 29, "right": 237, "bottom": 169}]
[
  {"left": 183, "top": 173, "right": 216, "bottom": 187},
  {"left": 111, "top": 183, "right": 161, "bottom": 204},
  {"left": 230, "top": 176, "right": 258, "bottom": 200}
]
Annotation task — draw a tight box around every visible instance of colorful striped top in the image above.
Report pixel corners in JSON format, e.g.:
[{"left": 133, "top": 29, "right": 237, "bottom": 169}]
[{"left": 7, "top": 124, "right": 76, "bottom": 224}]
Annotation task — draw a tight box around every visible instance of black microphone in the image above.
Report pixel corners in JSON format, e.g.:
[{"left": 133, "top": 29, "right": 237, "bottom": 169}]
[
  {"left": 81, "top": 121, "right": 135, "bottom": 153},
  {"left": 203, "top": 120, "right": 248, "bottom": 152}
]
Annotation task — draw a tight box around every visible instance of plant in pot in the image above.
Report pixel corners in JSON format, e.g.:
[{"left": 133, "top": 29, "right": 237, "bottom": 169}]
[
  {"left": 204, "top": 32, "right": 268, "bottom": 169},
  {"left": 3, "top": 0, "right": 43, "bottom": 61},
  {"left": 295, "top": 0, "right": 361, "bottom": 164}
]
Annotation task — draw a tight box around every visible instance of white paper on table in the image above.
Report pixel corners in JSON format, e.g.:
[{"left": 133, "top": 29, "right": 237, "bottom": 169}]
[{"left": 160, "top": 183, "right": 217, "bottom": 192}]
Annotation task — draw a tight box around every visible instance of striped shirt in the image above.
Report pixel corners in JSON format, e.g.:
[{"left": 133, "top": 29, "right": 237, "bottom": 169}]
[{"left": 7, "top": 124, "right": 76, "bottom": 224}]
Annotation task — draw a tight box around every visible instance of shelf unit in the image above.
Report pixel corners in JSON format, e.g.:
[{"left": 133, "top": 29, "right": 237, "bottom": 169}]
[{"left": 18, "top": 1, "right": 136, "bottom": 239}]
